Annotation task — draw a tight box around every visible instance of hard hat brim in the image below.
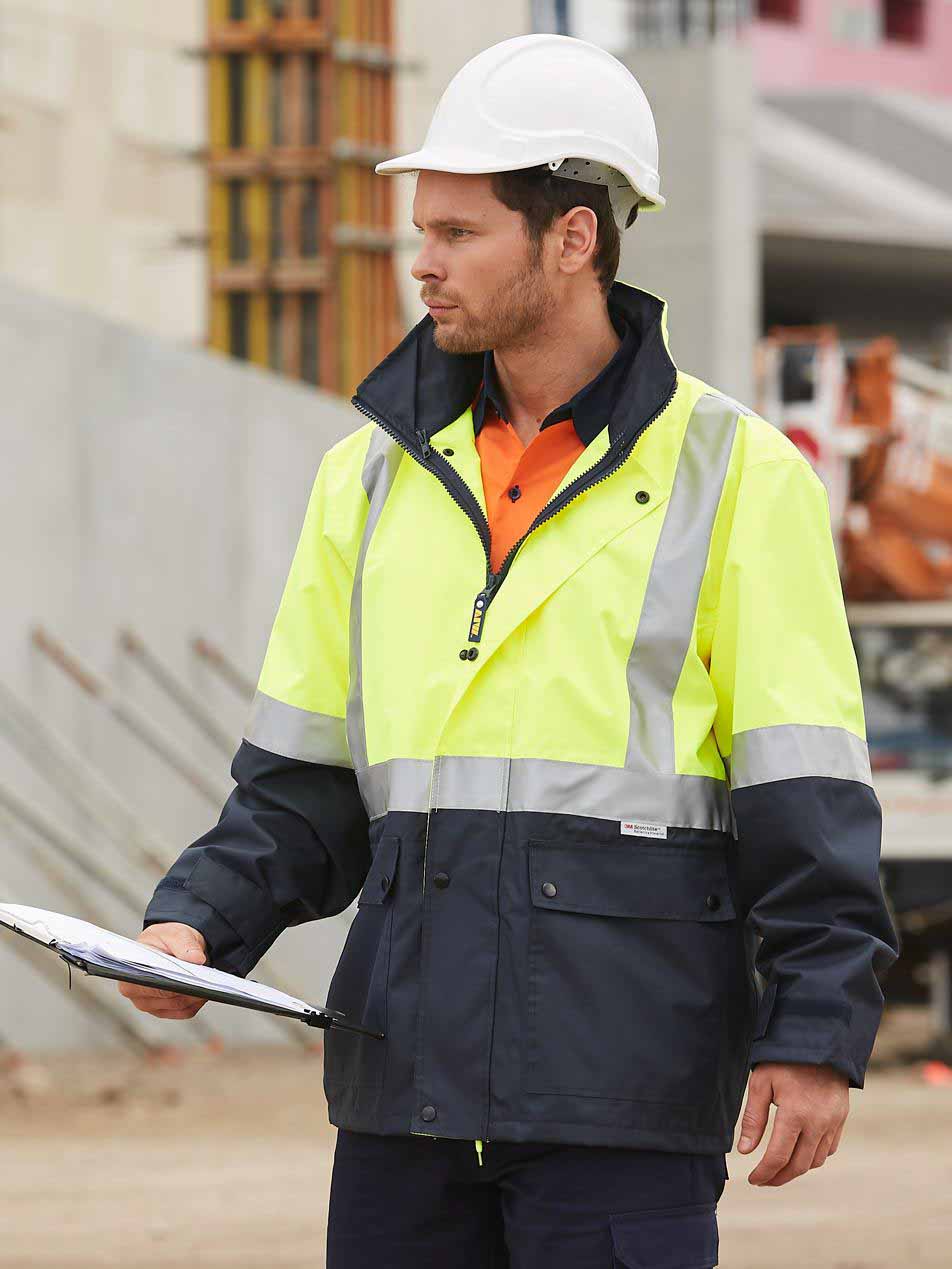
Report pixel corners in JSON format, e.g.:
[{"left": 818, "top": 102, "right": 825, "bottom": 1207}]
[{"left": 374, "top": 148, "right": 665, "bottom": 210}]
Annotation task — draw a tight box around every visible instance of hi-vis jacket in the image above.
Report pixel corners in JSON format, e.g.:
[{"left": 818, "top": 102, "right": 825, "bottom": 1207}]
[{"left": 144, "top": 280, "right": 899, "bottom": 1154}]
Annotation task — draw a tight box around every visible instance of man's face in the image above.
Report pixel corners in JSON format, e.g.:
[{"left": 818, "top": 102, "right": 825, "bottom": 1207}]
[{"left": 410, "top": 170, "right": 556, "bottom": 354}]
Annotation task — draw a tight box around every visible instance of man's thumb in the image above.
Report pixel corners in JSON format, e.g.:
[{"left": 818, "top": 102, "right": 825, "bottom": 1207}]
[
  {"left": 737, "top": 1074, "right": 771, "bottom": 1153},
  {"left": 178, "top": 943, "right": 206, "bottom": 963}
]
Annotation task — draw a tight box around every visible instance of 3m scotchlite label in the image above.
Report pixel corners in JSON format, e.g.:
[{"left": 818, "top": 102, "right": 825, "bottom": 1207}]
[{"left": 620, "top": 820, "right": 668, "bottom": 839}]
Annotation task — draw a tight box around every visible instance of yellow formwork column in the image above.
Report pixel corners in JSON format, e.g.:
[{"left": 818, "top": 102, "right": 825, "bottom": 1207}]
[
  {"left": 209, "top": 180, "right": 230, "bottom": 270},
  {"left": 209, "top": 55, "right": 229, "bottom": 150},
  {"left": 210, "top": 292, "right": 229, "bottom": 354},
  {"left": 246, "top": 53, "right": 269, "bottom": 151}
]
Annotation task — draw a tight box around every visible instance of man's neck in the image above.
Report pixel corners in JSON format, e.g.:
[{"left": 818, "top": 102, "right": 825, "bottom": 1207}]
[{"left": 491, "top": 299, "right": 621, "bottom": 448}]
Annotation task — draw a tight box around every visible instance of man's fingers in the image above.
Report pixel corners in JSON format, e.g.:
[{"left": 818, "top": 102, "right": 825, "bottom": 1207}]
[
  {"left": 809, "top": 1130, "right": 835, "bottom": 1170},
  {"left": 828, "top": 1120, "right": 845, "bottom": 1155},
  {"left": 747, "top": 1111, "right": 800, "bottom": 1185},
  {"left": 763, "top": 1129, "right": 825, "bottom": 1186},
  {"left": 737, "top": 1072, "right": 772, "bottom": 1153}
]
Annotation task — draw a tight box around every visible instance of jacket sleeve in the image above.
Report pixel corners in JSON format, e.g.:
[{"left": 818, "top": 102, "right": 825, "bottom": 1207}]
[
  {"left": 142, "top": 445, "right": 371, "bottom": 978},
  {"left": 709, "top": 453, "right": 900, "bottom": 1088}
]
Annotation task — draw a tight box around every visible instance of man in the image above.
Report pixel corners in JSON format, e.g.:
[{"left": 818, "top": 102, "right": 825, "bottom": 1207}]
[{"left": 122, "top": 34, "right": 899, "bottom": 1269}]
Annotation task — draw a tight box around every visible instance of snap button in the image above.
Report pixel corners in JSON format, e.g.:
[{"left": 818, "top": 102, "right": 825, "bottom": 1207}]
[
  {"left": 442, "top": 447, "right": 454, "bottom": 455},
  {"left": 459, "top": 649, "right": 468, "bottom": 660},
  {"left": 508, "top": 485, "right": 521, "bottom": 501},
  {"left": 433, "top": 871, "right": 450, "bottom": 889},
  {"left": 541, "top": 881, "right": 557, "bottom": 898},
  {"left": 420, "top": 1105, "right": 437, "bottom": 1122},
  {"left": 705, "top": 893, "right": 721, "bottom": 911},
  {"left": 467, "top": 647, "right": 478, "bottom": 660},
  {"left": 380, "top": 875, "right": 390, "bottom": 891},
  {"left": 635, "top": 489, "right": 650, "bottom": 504}
]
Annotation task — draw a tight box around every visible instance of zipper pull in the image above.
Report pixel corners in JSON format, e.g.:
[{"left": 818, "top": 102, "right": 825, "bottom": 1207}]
[
  {"left": 415, "top": 429, "right": 432, "bottom": 460},
  {"left": 468, "top": 572, "right": 500, "bottom": 643},
  {"left": 474, "top": 1138, "right": 484, "bottom": 1167}
]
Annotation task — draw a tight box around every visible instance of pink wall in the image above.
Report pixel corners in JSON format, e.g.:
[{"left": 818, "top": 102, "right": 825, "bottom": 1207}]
[{"left": 747, "top": 0, "right": 952, "bottom": 97}]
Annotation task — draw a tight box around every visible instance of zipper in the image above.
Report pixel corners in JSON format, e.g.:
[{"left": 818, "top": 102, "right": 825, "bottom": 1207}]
[{"left": 353, "top": 376, "right": 678, "bottom": 648}]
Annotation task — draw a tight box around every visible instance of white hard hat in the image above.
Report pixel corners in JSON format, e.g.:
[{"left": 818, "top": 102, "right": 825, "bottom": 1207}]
[{"left": 375, "top": 33, "right": 664, "bottom": 232}]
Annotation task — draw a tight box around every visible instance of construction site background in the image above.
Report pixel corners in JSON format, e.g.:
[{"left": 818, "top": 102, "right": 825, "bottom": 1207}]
[{"left": 1, "top": 3, "right": 951, "bottom": 1266}]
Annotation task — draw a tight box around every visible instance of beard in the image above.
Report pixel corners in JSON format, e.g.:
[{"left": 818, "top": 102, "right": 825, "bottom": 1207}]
[{"left": 429, "top": 243, "right": 556, "bottom": 356}]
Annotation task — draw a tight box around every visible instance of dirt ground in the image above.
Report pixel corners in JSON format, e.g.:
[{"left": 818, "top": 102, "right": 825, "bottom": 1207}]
[{"left": 1, "top": 1006, "right": 949, "bottom": 1269}]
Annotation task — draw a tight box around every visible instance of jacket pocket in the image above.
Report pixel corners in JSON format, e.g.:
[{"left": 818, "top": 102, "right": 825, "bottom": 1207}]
[
  {"left": 525, "top": 837, "right": 739, "bottom": 1105},
  {"left": 323, "top": 832, "right": 400, "bottom": 1089},
  {"left": 610, "top": 1202, "right": 719, "bottom": 1269}
]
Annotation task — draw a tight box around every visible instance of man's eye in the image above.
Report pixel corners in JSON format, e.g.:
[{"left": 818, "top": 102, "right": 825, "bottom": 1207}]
[{"left": 448, "top": 228, "right": 470, "bottom": 239}]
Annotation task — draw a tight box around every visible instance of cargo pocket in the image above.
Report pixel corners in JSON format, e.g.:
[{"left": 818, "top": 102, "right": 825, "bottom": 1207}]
[
  {"left": 323, "top": 832, "right": 400, "bottom": 1089},
  {"left": 525, "top": 838, "right": 739, "bottom": 1105},
  {"left": 610, "top": 1202, "right": 719, "bottom": 1269}
]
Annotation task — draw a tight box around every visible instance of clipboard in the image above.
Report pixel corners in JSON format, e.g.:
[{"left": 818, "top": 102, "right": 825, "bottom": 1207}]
[{"left": 0, "top": 903, "right": 384, "bottom": 1039}]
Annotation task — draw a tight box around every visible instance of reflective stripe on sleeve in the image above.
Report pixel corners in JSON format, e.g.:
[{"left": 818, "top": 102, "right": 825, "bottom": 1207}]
[
  {"left": 243, "top": 690, "right": 352, "bottom": 767},
  {"left": 728, "top": 723, "right": 873, "bottom": 790}
]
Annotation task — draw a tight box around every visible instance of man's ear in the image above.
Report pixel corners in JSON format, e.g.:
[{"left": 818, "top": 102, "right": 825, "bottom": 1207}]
[{"left": 558, "top": 205, "right": 599, "bottom": 277}]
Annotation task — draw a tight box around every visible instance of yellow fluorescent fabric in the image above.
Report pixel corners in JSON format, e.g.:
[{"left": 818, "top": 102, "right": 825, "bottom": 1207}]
[
  {"left": 255, "top": 425, "right": 374, "bottom": 722},
  {"left": 709, "top": 453, "right": 867, "bottom": 758},
  {"left": 246, "top": 369, "right": 867, "bottom": 818}
]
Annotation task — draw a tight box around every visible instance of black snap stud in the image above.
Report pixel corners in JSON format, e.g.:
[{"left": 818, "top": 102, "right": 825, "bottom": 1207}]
[
  {"left": 467, "top": 647, "right": 478, "bottom": 660},
  {"left": 433, "top": 871, "right": 450, "bottom": 889},
  {"left": 442, "top": 447, "right": 454, "bottom": 455},
  {"left": 635, "top": 490, "right": 650, "bottom": 504},
  {"left": 420, "top": 1105, "right": 437, "bottom": 1122},
  {"left": 705, "top": 893, "right": 721, "bottom": 911},
  {"left": 380, "top": 874, "right": 390, "bottom": 891},
  {"left": 459, "top": 649, "right": 468, "bottom": 660},
  {"left": 541, "top": 881, "right": 557, "bottom": 898},
  {"left": 508, "top": 485, "right": 521, "bottom": 501}
]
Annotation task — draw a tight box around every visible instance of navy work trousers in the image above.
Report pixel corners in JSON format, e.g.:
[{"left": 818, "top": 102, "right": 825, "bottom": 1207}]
[{"left": 326, "top": 1128, "right": 728, "bottom": 1268}]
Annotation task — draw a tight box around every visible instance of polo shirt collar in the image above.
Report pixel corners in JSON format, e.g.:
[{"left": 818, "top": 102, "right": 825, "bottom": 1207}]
[{"left": 472, "top": 307, "right": 635, "bottom": 448}]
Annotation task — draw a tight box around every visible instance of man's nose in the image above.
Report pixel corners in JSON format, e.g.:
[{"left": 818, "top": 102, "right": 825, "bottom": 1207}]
[{"left": 410, "top": 240, "right": 446, "bottom": 283}]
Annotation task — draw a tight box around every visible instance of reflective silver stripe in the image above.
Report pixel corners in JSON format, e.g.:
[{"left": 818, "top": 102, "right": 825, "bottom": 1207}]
[
  {"left": 243, "top": 689, "right": 351, "bottom": 766},
  {"left": 729, "top": 724, "right": 873, "bottom": 790},
  {"left": 356, "top": 755, "right": 731, "bottom": 831},
  {"left": 625, "top": 393, "right": 740, "bottom": 774},
  {"left": 346, "top": 429, "right": 404, "bottom": 774}
]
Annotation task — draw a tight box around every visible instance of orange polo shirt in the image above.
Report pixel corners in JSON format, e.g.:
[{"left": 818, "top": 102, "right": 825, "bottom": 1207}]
[
  {"left": 474, "top": 396, "right": 586, "bottom": 573},
  {"left": 471, "top": 316, "right": 635, "bottom": 573}
]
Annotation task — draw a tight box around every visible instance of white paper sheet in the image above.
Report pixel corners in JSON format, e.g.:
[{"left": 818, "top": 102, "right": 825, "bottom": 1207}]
[{"left": 0, "top": 902, "right": 322, "bottom": 1018}]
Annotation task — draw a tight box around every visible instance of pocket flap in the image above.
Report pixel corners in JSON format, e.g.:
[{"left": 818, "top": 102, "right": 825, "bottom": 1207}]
[
  {"left": 610, "top": 1202, "right": 718, "bottom": 1269},
  {"left": 357, "top": 833, "right": 400, "bottom": 906},
  {"left": 528, "top": 839, "right": 735, "bottom": 921}
]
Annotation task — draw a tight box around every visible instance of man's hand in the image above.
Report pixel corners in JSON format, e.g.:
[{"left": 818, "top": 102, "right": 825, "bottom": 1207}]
[
  {"left": 117, "top": 923, "right": 209, "bottom": 1020},
  {"left": 737, "top": 1062, "right": 849, "bottom": 1186}
]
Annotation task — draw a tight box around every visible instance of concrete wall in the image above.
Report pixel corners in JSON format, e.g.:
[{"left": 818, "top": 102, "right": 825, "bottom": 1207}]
[
  {"left": 0, "top": 275, "right": 364, "bottom": 1053},
  {"left": 618, "top": 42, "right": 759, "bottom": 406},
  {"left": 0, "top": 1, "right": 205, "bottom": 346}
]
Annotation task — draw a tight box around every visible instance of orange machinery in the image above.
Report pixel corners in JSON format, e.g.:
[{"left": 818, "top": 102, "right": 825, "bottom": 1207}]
[{"left": 757, "top": 326, "right": 952, "bottom": 601}]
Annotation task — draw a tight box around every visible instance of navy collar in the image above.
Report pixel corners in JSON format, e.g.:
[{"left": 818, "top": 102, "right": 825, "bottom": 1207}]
[
  {"left": 353, "top": 279, "right": 678, "bottom": 456},
  {"left": 472, "top": 308, "right": 636, "bottom": 447}
]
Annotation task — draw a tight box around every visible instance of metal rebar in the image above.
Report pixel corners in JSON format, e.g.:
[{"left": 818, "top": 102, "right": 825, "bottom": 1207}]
[
  {"left": 190, "top": 635, "right": 256, "bottom": 701},
  {"left": 118, "top": 627, "right": 237, "bottom": 758},
  {"left": 0, "top": 677, "right": 173, "bottom": 876},
  {"left": 31, "top": 627, "right": 229, "bottom": 807}
]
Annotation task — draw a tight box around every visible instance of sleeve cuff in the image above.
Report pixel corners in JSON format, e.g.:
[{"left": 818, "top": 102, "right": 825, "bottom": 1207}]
[
  {"left": 142, "top": 880, "right": 282, "bottom": 979},
  {"left": 749, "top": 981, "right": 870, "bottom": 1089}
]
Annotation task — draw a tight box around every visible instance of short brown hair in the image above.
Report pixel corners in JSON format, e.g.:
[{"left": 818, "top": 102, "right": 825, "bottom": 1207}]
[{"left": 489, "top": 165, "right": 626, "bottom": 296}]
